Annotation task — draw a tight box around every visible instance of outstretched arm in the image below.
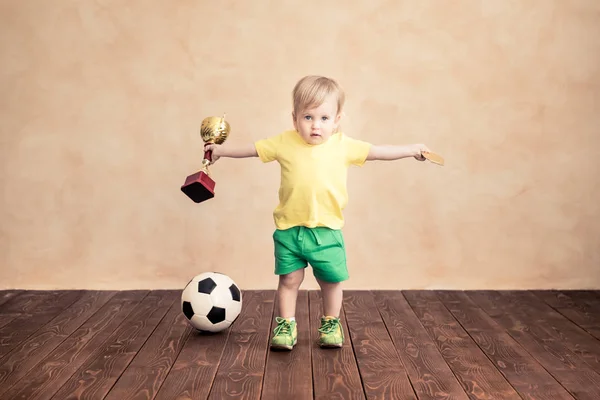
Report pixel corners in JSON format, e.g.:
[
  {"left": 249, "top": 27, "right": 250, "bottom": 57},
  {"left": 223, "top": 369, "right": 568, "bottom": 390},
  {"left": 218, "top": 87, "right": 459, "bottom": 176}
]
[
  {"left": 366, "top": 143, "right": 430, "bottom": 161},
  {"left": 204, "top": 143, "right": 258, "bottom": 164}
]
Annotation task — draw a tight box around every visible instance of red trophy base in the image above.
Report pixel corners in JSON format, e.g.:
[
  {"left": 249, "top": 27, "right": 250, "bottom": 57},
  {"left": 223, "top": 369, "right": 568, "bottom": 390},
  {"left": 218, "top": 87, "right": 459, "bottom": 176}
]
[
  {"left": 181, "top": 170, "right": 215, "bottom": 203},
  {"left": 181, "top": 149, "right": 215, "bottom": 203}
]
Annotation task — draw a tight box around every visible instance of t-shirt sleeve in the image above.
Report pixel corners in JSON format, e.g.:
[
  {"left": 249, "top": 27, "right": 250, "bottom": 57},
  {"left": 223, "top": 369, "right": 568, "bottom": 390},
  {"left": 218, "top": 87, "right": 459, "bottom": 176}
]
[
  {"left": 254, "top": 134, "right": 282, "bottom": 163},
  {"left": 343, "top": 134, "right": 372, "bottom": 166}
]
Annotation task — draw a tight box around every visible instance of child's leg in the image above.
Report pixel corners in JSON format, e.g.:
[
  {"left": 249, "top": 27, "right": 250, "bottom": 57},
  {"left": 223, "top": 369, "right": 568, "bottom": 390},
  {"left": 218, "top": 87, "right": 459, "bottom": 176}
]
[
  {"left": 316, "top": 278, "right": 343, "bottom": 317},
  {"left": 271, "top": 228, "right": 306, "bottom": 350},
  {"left": 271, "top": 268, "right": 304, "bottom": 351},
  {"left": 277, "top": 268, "right": 305, "bottom": 318},
  {"left": 315, "top": 278, "right": 345, "bottom": 348},
  {"left": 306, "top": 227, "right": 347, "bottom": 348}
]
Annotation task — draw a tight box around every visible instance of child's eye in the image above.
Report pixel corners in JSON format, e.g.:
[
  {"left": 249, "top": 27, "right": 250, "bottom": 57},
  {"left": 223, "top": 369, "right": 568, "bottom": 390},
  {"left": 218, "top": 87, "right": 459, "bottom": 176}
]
[
  {"left": 322, "top": 116, "right": 329, "bottom": 121},
  {"left": 304, "top": 116, "right": 312, "bottom": 120}
]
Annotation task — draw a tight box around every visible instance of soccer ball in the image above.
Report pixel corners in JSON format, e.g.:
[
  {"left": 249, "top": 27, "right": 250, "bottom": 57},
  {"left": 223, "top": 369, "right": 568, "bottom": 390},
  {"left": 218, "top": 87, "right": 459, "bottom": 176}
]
[{"left": 181, "top": 271, "right": 242, "bottom": 332}]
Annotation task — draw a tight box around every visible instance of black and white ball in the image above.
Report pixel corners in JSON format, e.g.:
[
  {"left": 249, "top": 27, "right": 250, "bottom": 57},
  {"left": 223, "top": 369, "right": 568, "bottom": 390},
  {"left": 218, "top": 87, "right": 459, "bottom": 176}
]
[{"left": 181, "top": 272, "right": 242, "bottom": 332}]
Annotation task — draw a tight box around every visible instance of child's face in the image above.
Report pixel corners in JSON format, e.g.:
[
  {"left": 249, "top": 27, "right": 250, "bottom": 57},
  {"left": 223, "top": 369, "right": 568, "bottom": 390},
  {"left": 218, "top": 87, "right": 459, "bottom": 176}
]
[{"left": 293, "top": 95, "right": 341, "bottom": 145}]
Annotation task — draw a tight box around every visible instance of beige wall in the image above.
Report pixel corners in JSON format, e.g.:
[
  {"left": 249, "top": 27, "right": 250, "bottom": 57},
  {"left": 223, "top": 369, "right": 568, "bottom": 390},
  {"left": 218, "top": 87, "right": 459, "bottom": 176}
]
[{"left": 1, "top": 1, "right": 599, "bottom": 290}]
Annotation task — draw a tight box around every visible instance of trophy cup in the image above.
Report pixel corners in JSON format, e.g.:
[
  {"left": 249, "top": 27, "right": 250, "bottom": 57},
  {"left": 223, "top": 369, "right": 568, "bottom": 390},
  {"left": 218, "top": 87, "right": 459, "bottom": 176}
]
[{"left": 181, "top": 114, "right": 230, "bottom": 203}]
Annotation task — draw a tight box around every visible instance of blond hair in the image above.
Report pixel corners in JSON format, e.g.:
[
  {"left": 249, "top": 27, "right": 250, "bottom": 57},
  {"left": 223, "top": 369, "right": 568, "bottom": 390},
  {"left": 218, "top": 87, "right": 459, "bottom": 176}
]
[{"left": 292, "top": 75, "right": 345, "bottom": 117}]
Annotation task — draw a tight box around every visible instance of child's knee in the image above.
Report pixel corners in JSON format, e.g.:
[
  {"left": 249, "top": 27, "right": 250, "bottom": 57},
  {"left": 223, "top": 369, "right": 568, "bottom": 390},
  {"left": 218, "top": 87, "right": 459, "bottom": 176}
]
[{"left": 279, "top": 269, "right": 305, "bottom": 288}]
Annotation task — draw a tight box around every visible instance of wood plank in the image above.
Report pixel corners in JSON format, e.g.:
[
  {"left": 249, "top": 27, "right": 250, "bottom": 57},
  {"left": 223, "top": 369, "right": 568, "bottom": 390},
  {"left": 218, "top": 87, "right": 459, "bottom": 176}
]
[
  {"left": 492, "top": 291, "right": 600, "bottom": 374},
  {"left": 403, "top": 291, "right": 521, "bottom": 400},
  {"left": 2, "top": 290, "right": 149, "bottom": 400},
  {"left": 534, "top": 290, "right": 600, "bottom": 309},
  {"left": 207, "top": 290, "right": 275, "bottom": 399},
  {"left": 262, "top": 290, "right": 312, "bottom": 400},
  {"left": 310, "top": 290, "right": 365, "bottom": 400},
  {"left": 533, "top": 290, "right": 600, "bottom": 340},
  {"left": 155, "top": 292, "right": 253, "bottom": 400},
  {"left": 0, "top": 290, "right": 117, "bottom": 397},
  {"left": 563, "top": 291, "right": 600, "bottom": 308},
  {"left": 343, "top": 291, "right": 416, "bottom": 399},
  {"left": 0, "top": 290, "right": 24, "bottom": 308},
  {"left": 0, "top": 291, "right": 66, "bottom": 330},
  {"left": 436, "top": 290, "right": 574, "bottom": 400},
  {"left": 104, "top": 292, "right": 192, "bottom": 400},
  {"left": 0, "top": 315, "right": 17, "bottom": 331},
  {"left": 0, "top": 290, "right": 84, "bottom": 358},
  {"left": 375, "top": 290, "right": 469, "bottom": 400},
  {"left": 0, "top": 290, "right": 60, "bottom": 314},
  {"left": 49, "top": 290, "right": 178, "bottom": 399},
  {"left": 468, "top": 290, "right": 600, "bottom": 400}
]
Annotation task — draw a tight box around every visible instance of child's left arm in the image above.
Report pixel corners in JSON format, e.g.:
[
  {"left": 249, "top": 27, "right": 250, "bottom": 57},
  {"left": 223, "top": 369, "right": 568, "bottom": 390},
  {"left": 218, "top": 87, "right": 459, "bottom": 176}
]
[{"left": 366, "top": 143, "right": 431, "bottom": 161}]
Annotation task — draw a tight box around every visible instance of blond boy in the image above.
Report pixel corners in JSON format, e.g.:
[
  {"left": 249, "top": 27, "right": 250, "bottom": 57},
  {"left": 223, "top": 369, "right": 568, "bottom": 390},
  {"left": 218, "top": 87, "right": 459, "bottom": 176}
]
[{"left": 205, "top": 75, "right": 430, "bottom": 350}]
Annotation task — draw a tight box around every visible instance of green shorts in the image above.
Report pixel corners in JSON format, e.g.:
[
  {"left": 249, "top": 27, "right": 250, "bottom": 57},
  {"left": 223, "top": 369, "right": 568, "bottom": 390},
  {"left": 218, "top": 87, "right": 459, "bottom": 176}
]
[{"left": 273, "top": 226, "right": 348, "bottom": 283}]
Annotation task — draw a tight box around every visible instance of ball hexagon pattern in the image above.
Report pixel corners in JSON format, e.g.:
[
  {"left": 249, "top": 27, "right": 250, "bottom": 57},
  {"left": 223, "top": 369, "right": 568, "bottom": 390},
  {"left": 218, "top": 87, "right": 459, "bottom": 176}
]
[{"left": 181, "top": 271, "right": 242, "bottom": 332}]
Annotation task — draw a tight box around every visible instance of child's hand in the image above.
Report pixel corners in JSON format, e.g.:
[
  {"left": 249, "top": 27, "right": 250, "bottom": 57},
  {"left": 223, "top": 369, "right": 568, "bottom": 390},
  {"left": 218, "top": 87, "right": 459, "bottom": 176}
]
[
  {"left": 204, "top": 144, "right": 220, "bottom": 164},
  {"left": 412, "top": 144, "right": 431, "bottom": 161}
]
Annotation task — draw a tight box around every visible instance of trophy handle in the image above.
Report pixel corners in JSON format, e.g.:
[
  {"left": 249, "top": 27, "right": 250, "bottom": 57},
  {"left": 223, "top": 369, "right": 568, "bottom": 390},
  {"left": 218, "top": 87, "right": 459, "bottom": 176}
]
[
  {"left": 200, "top": 146, "right": 212, "bottom": 173},
  {"left": 203, "top": 148, "right": 212, "bottom": 162}
]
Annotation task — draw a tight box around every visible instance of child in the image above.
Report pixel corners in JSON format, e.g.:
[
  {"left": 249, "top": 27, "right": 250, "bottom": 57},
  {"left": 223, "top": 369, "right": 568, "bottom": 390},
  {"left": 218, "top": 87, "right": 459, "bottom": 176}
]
[{"left": 204, "top": 75, "right": 431, "bottom": 350}]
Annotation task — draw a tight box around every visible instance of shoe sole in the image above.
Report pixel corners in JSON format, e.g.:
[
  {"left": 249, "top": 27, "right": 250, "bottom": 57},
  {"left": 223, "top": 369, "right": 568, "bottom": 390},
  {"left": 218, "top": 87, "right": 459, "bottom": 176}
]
[
  {"left": 319, "top": 342, "right": 343, "bottom": 348},
  {"left": 270, "top": 338, "right": 297, "bottom": 351}
]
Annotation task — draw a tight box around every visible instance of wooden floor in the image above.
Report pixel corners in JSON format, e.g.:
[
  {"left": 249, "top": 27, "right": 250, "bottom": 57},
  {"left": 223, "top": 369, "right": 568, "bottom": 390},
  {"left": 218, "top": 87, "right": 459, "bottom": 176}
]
[{"left": 0, "top": 290, "right": 599, "bottom": 400}]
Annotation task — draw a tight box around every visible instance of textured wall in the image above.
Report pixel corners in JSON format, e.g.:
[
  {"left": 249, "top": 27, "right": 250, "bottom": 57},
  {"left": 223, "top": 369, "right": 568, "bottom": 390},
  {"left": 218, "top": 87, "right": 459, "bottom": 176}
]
[{"left": 1, "top": 1, "right": 599, "bottom": 290}]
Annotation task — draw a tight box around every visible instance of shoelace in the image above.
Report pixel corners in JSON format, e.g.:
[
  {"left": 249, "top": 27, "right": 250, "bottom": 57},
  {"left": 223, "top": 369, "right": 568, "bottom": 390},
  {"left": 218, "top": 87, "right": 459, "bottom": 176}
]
[
  {"left": 273, "top": 317, "right": 292, "bottom": 336},
  {"left": 318, "top": 318, "right": 339, "bottom": 334}
]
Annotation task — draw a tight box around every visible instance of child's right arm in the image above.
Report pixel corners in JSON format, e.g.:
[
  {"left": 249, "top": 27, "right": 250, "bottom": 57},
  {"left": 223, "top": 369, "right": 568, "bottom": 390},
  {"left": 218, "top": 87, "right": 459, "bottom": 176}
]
[{"left": 204, "top": 143, "right": 258, "bottom": 164}]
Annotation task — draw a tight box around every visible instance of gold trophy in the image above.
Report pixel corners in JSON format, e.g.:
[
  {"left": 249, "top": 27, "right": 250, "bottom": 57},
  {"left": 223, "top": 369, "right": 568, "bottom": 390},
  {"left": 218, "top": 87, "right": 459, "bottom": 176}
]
[{"left": 181, "top": 114, "right": 230, "bottom": 203}]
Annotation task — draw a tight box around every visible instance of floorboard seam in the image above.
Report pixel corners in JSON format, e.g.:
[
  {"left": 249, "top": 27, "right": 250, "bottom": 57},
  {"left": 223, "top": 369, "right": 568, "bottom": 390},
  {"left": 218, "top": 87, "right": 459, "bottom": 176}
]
[
  {"left": 530, "top": 290, "right": 600, "bottom": 344},
  {"left": 370, "top": 290, "right": 419, "bottom": 399},
  {"left": 341, "top": 300, "right": 368, "bottom": 399},
  {"left": 433, "top": 291, "right": 525, "bottom": 400},
  {"left": 103, "top": 291, "right": 178, "bottom": 399},
  {"left": 0, "top": 291, "right": 120, "bottom": 397},
  {"left": 463, "top": 291, "right": 579, "bottom": 399},
  {"left": 258, "top": 290, "right": 277, "bottom": 399},
  {"left": 400, "top": 291, "right": 470, "bottom": 398}
]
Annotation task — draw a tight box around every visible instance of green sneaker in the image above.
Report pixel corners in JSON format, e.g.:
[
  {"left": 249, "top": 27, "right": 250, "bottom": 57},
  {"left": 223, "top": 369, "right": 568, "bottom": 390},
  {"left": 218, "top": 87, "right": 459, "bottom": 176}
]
[
  {"left": 318, "top": 316, "right": 344, "bottom": 348},
  {"left": 270, "top": 317, "right": 297, "bottom": 350}
]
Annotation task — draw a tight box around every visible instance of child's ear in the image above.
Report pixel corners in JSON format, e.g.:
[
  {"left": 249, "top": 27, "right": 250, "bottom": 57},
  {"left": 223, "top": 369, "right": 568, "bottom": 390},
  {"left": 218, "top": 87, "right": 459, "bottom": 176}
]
[
  {"left": 292, "top": 112, "right": 297, "bottom": 130},
  {"left": 334, "top": 112, "right": 342, "bottom": 131}
]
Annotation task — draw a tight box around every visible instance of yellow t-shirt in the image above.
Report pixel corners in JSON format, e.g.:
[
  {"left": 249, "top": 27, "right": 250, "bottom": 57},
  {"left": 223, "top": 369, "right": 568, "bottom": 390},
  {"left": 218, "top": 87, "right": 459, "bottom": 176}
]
[{"left": 254, "top": 129, "right": 372, "bottom": 230}]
